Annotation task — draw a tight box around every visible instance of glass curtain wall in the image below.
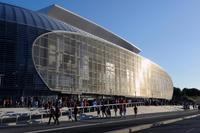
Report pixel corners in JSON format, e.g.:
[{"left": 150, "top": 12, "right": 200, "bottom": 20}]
[{"left": 33, "top": 32, "right": 173, "bottom": 100}]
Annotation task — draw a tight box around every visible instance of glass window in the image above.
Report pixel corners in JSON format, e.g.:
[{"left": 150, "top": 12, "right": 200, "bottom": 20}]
[
  {"left": 48, "top": 53, "right": 56, "bottom": 67},
  {"left": 32, "top": 32, "right": 173, "bottom": 99},
  {"left": 39, "top": 48, "right": 48, "bottom": 58}
]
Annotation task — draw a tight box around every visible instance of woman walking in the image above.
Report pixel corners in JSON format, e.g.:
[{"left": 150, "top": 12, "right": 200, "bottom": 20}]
[{"left": 54, "top": 106, "right": 60, "bottom": 125}]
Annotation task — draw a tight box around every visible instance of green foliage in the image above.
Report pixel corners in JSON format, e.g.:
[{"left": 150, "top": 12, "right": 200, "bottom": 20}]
[
  {"left": 172, "top": 87, "right": 200, "bottom": 103},
  {"left": 182, "top": 88, "right": 200, "bottom": 96},
  {"left": 172, "top": 87, "right": 182, "bottom": 98}
]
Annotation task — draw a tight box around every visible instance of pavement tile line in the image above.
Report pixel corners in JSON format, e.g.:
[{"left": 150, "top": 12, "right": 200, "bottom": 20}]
[{"left": 106, "top": 114, "right": 200, "bottom": 133}]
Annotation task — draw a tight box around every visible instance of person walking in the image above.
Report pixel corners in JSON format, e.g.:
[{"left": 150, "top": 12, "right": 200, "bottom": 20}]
[
  {"left": 114, "top": 105, "right": 118, "bottom": 117},
  {"left": 96, "top": 106, "right": 101, "bottom": 117},
  {"left": 74, "top": 104, "right": 78, "bottom": 122},
  {"left": 54, "top": 106, "right": 60, "bottom": 125},
  {"left": 101, "top": 104, "right": 106, "bottom": 118},
  {"left": 48, "top": 106, "right": 55, "bottom": 125},
  {"left": 119, "top": 105, "right": 123, "bottom": 117},
  {"left": 106, "top": 106, "right": 111, "bottom": 117},
  {"left": 134, "top": 105, "right": 138, "bottom": 117},
  {"left": 68, "top": 108, "right": 73, "bottom": 121},
  {"left": 123, "top": 104, "right": 126, "bottom": 117}
]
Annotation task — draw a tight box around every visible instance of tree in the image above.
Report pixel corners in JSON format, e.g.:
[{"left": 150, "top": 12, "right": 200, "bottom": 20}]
[
  {"left": 182, "top": 88, "right": 200, "bottom": 96},
  {"left": 172, "top": 87, "right": 200, "bottom": 104},
  {"left": 172, "top": 87, "right": 182, "bottom": 100}
]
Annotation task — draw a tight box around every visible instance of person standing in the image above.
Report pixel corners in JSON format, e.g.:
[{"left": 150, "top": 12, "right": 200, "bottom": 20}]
[
  {"left": 48, "top": 106, "right": 55, "bottom": 125},
  {"left": 114, "top": 105, "right": 118, "bottom": 117},
  {"left": 54, "top": 106, "right": 60, "bottom": 125},
  {"left": 74, "top": 104, "right": 78, "bottom": 122},
  {"left": 134, "top": 105, "right": 138, "bottom": 117}
]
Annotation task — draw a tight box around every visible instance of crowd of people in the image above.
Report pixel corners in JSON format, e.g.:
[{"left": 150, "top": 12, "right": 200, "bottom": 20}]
[
  {"left": 1, "top": 96, "right": 174, "bottom": 125},
  {"left": 0, "top": 96, "right": 171, "bottom": 108},
  {"left": 2, "top": 95, "right": 200, "bottom": 126},
  {"left": 46, "top": 98, "right": 139, "bottom": 125},
  {"left": 96, "top": 103, "right": 138, "bottom": 118}
]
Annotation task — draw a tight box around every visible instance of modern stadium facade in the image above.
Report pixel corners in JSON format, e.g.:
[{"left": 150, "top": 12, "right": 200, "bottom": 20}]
[{"left": 0, "top": 2, "right": 173, "bottom": 102}]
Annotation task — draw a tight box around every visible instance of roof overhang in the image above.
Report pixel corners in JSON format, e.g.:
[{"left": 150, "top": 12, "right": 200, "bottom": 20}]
[{"left": 38, "top": 4, "right": 141, "bottom": 53}]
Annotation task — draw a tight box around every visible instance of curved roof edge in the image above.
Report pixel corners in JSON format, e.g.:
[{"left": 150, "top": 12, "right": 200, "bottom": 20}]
[
  {"left": 0, "top": 2, "right": 82, "bottom": 32},
  {"left": 38, "top": 4, "right": 141, "bottom": 54}
]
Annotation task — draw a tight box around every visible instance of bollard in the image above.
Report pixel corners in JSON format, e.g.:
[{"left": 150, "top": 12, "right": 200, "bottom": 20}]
[
  {"left": 29, "top": 112, "right": 32, "bottom": 124},
  {"left": 16, "top": 115, "right": 18, "bottom": 124},
  {"left": 40, "top": 114, "right": 43, "bottom": 123},
  {"left": 0, "top": 117, "right": 2, "bottom": 125},
  {"left": 129, "top": 128, "right": 132, "bottom": 133}
]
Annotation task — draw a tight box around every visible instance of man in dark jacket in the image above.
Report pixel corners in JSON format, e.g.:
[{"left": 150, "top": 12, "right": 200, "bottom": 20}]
[
  {"left": 101, "top": 104, "right": 106, "bottom": 117},
  {"left": 48, "top": 106, "right": 55, "bottom": 125},
  {"left": 74, "top": 104, "right": 78, "bottom": 121},
  {"left": 134, "top": 105, "right": 138, "bottom": 117}
]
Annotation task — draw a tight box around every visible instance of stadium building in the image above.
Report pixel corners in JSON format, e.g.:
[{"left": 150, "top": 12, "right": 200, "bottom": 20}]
[{"left": 0, "top": 2, "right": 173, "bottom": 104}]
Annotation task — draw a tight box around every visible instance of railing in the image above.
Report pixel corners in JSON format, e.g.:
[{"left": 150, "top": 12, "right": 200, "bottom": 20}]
[
  {"left": 64, "top": 102, "right": 144, "bottom": 114},
  {"left": 0, "top": 102, "right": 144, "bottom": 125}
]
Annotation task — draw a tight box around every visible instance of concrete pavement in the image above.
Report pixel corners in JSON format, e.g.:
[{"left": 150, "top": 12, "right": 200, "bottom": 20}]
[
  {"left": 0, "top": 110, "right": 199, "bottom": 133},
  {"left": 0, "top": 105, "right": 184, "bottom": 126},
  {"left": 136, "top": 112, "right": 200, "bottom": 133}
]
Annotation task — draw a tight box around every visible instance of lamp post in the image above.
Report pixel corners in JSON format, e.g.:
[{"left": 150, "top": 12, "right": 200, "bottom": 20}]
[
  {"left": 151, "top": 92, "right": 154, "bottom": 105},
  {"left": 135, "top": 91, "right": 136, "bottom": 98}
]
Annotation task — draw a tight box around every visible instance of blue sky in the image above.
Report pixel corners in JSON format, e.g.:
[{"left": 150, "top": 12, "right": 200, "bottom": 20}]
[{"left": 1, "top": 0, "right": 200, "bottom": 89}]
